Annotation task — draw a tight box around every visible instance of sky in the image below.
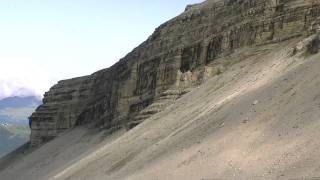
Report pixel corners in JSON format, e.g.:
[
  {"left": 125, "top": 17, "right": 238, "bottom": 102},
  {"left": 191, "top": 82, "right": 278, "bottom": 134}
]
[{"left": 0, "top": 0, "right": 204, "bottom": 100}]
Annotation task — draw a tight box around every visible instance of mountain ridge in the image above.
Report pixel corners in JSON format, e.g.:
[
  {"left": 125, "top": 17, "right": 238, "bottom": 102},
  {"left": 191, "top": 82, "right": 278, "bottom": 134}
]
[
  {"left": 29, "top": 0, "right": 320, "bottom": 146},
  {"left": 2, "top": 0, "right": 320, "bottom": 179}
]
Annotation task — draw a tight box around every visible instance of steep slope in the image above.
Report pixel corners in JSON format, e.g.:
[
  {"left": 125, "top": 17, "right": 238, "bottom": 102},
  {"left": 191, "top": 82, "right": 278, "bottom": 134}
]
[
  {"left": 1, "top": 34, "right": 320, "bottom": 179},
  {"left": 47, "top": 37, "right": 320, "bottom": 180},
  {"left": 29, "top": 0, "right": 320, "bottom": 146},
  {"left": 2, "top": 0, "right": 320, "bottom": 179}
]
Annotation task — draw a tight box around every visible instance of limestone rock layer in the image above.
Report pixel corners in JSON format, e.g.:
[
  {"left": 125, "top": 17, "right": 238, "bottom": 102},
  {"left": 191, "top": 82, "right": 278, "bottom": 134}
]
[{"left": 30, "top": 0, "right": 320, "bottom": 145}]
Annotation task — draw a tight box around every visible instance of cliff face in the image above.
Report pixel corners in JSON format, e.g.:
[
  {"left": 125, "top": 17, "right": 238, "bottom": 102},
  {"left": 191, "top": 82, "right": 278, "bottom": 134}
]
[{"left": 30, "top": 0, "right": 320, "bottom": 146}]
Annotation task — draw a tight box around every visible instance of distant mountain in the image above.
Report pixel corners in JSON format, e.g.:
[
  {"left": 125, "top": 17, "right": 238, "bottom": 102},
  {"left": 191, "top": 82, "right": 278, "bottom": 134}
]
[
  {"left": 0, "top": 96, "right": 42, "bottom": 125},
  {"left": 0, "top": 96, "right": 41, "bottom": 157},
  {"left": 0, "top": 96, "right": 41, "bottom": 109},
  {"left": 0, "top": 123, "right": 29, "bottom": 157}
]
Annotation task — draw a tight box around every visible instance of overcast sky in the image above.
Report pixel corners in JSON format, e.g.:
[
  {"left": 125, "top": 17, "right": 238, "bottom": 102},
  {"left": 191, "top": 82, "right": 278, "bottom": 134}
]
[{"left": 0, "top": 0, "right": 204, "bottom": 100}]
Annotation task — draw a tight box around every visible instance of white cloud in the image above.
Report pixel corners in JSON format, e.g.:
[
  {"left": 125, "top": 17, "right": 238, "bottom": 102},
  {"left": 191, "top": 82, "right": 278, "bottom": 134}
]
[{"left": 0, "top": 57, "right": 55, "bottom": 100}]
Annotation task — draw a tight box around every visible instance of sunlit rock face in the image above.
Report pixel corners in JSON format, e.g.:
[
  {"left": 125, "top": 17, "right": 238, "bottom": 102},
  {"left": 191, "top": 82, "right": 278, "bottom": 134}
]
[{"left": 30, "top": 0, "right": 320, "bottom": 146}]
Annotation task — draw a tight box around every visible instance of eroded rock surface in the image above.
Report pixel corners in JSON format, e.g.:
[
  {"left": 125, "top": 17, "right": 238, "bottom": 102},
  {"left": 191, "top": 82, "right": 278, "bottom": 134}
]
[{"left": 30, "top": 0, "right": 320, "bottom": 146}]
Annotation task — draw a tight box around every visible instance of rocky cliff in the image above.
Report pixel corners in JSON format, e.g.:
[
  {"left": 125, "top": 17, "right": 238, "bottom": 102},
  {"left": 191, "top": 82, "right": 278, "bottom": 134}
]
[{"left": 30, "top": 0, "right": 320, "bottom": 146}]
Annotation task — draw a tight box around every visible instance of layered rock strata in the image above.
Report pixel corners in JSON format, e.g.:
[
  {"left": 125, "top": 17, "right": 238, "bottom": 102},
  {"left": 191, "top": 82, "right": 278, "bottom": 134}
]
[{"left": 30, "top": 0, "right": 320, "bottom": 145}]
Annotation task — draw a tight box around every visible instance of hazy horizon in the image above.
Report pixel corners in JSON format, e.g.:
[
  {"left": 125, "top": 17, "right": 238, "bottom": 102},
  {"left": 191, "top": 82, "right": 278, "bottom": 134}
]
[{"left": 0, "top": 0, "right": 204, "bottom": 100}]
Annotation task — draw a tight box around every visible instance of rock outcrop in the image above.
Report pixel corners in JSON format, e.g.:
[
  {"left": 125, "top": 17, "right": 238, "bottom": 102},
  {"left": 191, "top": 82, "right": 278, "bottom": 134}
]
[{"left": 30, "top": 0, "right": 320, "bottom": 146}]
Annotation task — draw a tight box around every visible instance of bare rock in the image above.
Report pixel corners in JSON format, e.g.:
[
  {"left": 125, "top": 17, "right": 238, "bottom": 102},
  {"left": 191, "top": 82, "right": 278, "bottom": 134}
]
[{"left": 30, "top": 0, "right": 320, "bottom": 146}]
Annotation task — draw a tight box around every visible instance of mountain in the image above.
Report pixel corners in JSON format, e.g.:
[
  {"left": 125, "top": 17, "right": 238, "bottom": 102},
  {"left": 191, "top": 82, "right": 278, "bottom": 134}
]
[
  {"left": 0, "top": 124, "right": 29, "bottom": 157},
  {"left": 0, "top": 96, "right": 42, "bottom": 125},
  {"left": 0, "top": 96, "right": 41, "bottom": 157},
  {"left": 0, "top": 96, "right": 41, "bottom": 109},
  {"left": 2, "top": 0, "right": 320, "bottom": 179}
]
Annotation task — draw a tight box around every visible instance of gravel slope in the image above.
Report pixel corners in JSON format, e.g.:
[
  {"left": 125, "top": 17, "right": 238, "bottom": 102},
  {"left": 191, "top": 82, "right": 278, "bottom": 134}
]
[{"left": 1, "top": 36, "right": 320, "bottom": 180}]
